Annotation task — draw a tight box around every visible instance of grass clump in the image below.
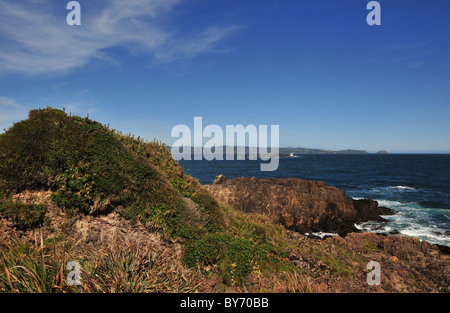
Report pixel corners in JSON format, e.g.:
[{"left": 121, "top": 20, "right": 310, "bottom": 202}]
[
  {"left": 0, "top": 228, "right": 203, "bottom": 293},
  {"left": 80, "top": 242, "right": 203, "bottom": 293},
  {"left": 0, "top": 229, "right": 70, "bottom": 293}
]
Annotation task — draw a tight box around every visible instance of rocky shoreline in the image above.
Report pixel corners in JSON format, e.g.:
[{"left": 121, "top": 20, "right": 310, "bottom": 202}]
[
  {"left": 202, "top": 175, "right": 449, "bottom": 292},
  {"left": 205, "top": 175, "right": 394, "bottom": 237},
  {"left": 205, "top": 175, "right": 450, "bottom": 255}
]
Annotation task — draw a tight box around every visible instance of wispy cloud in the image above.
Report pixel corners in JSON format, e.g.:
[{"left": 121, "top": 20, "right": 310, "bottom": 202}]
[
  {"left": 0, "top": 97, "right": 28, "bottom": 123},
  {"left": 64, "top": 101, "right": 99, "bottom": 116},
  {"left": 0, "top": 96, "right": 29, "bottom": 133},
  {"left": 0, "top": 0, "right": 239, "bottom": 76},
  {"left": 51, "top": 81, "right": 69, "bottom": 91},
  {"left": 153, "top": 26, "right": 240, "bottom": 63},
  {"left": 408, "top": 61, "right": 424, "bottom": 69}
]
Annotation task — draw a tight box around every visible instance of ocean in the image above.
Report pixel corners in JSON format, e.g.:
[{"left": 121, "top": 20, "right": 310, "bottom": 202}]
[{"left": 179, "top": 154, "right": 450, "bottom": 247}]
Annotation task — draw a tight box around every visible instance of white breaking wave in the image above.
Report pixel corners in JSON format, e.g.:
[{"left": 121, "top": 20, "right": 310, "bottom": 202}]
[
  {"left": 355, "top": 199, "right": 450, "bottom": 247},
  {"left": 375, "top": 199, "right": 404, "bottom": 208},
  {"left": 389, "top": 185, "right": 418, "bottom": 191},
  {"left": 305, "top": 232, "right": 338, "bottom": 238},
  {"left": 312, "top": 232, "right": 338, "bottom": 238},
  {"left": 399, "top": 226, "right": 448, "bottom": 243}
]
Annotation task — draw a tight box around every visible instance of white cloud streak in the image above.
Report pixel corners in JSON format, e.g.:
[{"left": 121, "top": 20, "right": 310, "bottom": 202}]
[
  {"left": 0, "top": 0, "right": 238, "bottom": 76},
  {"left": 0, "top": 96, "right": 28, "bottom": 123}
]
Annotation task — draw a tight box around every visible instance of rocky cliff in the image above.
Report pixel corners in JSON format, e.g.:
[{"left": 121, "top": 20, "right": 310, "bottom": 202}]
[{"left": 205, "top": 175, "right": 392, "bottom": 236}]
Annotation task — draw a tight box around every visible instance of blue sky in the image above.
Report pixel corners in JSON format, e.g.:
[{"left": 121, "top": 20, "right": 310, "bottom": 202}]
[{"left": 0, "top": 0, "right": 449, "bottom": 153}]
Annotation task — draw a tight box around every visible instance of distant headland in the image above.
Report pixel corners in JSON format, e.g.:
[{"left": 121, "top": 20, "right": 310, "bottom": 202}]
[
  {"left": 175, "top": 146, "right": 388, "bottom": 157},
  {"left": 279, "top": 147, "right": 370, "bottom": 155}
]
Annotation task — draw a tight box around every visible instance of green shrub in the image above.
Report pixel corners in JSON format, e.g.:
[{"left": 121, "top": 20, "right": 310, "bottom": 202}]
[
  {"left": 0, "top": 199, "right": 46, "bottom": 230},
  {"left": 190, "top": 190, "right": 225, "bottom": 233},
  {"left": 183, "top": 233, "right": 229, "bottom": 268},
  {"left": 225, "top": 238, "right": 255, "bottom": 284}
]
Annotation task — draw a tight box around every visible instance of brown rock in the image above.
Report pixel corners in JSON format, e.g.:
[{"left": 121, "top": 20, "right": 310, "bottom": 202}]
[
  {"left": 331, "top": 232, "right": 450, "bottom": 292},
  {"left": 205, "top": 176, "right": 392, "bottom": 236}
]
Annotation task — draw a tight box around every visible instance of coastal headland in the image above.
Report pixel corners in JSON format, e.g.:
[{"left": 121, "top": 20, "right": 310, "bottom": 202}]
[{"left": 0, "top": 108, "right": 448, "bottom": 293}]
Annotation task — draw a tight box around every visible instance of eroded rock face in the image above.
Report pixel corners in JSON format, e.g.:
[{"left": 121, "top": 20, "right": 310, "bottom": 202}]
[{"left": 205, "top": 176, "right": 392, "bottom": 236}]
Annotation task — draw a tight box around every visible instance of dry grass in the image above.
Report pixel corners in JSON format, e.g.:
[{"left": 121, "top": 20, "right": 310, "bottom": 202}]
[
  {"left": 79, "top": 241, "right": 205, "bottom": 293},
  {"left": 274, "top": 270, "right": 326, "bottom": 293},
  {"left": 0, "top": 227, "right": 206, "bottom": 293}
]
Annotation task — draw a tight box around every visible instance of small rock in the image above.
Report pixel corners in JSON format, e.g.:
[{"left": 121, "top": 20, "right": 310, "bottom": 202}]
[{"left": 213, "top": 174, "right": 228, "bottom": 184}]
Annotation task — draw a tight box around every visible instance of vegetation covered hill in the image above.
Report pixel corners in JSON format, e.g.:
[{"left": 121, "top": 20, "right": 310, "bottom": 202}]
[{"left": 0, "top": 107, "right": 292, "bottom": 291}]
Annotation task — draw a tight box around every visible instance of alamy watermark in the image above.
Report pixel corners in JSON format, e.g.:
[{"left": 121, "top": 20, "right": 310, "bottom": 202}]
[
  {"left": 367, "top": 1, "right": 381, "bottom": 26},
  {"left": 66, "top": 1, "right": 81, "bottom": 26},
  {"left": 66, "top": 261, "right": 81, "bottom": 286},
  {"left": 366, "top": 261, "right": 381, "bottom": 285},
  {"left": 171, "top": 117, "right": 280, "bottom": 172}
]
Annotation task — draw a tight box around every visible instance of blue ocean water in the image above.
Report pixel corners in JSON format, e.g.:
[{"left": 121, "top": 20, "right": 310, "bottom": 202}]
[{"left": 179, "top": 154, "right": 450, "bottom": 247}]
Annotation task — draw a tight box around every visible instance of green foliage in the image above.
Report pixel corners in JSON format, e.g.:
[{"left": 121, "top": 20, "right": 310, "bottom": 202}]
[
  {"left": 225, "top": 238, "right": 255, "bottom": 284},
  {"left": 52, "top": 165, "right": 95, "bottom": 216},
  {"left": 190, "top": 190, "right": 225, "bottom": 233},
  {"left": 183, "top": 233, "right": 230, "bottom": 268},
  {"left": 181, "top": 206, "right": 290, "bottom": 286},
  {"left": 0, "top": 107, "right": 211, "bottom": 236},
  {"left": 364, "top": 242, "right": 379, "bottom": 252},
  {"left": 0, "top": 198, "right": 46, "bottom": 230},
  {"left": 131, "top": 141, "right": 202, "bottom": 198}
]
